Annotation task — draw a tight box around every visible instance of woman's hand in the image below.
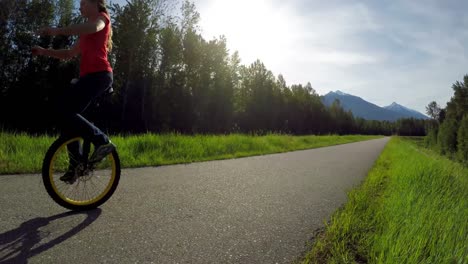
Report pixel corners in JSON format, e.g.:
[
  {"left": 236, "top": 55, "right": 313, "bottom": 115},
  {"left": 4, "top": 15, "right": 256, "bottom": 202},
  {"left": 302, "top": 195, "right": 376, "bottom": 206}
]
[
  {"left": 32, "top": 46, "right": 46, "bottom": 56},
  {"left": 37, "top": 27, "right": 60, "bottom": 36}
]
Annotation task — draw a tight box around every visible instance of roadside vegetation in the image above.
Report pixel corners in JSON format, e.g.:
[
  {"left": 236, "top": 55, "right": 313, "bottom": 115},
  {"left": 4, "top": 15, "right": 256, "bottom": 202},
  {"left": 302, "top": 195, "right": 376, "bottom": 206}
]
[
  {"left": 0, "top": 132, "right": 382, "bottom": 175},
  {"left": 302, "top": 73, "right": 467, "bottom": 264},
  {"left": 424, "top": 75, "right": 468, "bottom": 166},
  {"left": 302, "top": 137, "right": 467, "bottom": 264}
]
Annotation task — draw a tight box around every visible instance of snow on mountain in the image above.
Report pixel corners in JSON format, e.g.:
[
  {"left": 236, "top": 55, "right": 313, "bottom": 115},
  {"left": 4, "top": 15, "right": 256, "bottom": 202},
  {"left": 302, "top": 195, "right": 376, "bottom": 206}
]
[{"left": 334, "top": 90, "right": 349, "bottom": 96}]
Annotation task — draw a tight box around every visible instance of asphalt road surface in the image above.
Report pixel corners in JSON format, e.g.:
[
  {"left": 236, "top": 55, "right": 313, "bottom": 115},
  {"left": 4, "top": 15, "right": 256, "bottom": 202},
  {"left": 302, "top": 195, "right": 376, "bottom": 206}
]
[{"left": 0, "top": 137, "right": 390, "bottom": 264}]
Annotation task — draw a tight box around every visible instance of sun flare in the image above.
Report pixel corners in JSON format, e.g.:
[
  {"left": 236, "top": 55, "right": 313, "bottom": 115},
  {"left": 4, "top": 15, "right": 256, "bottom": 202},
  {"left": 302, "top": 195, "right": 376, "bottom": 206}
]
[{"left": 198, "top": 0, "right": 298, "bottom": 67}]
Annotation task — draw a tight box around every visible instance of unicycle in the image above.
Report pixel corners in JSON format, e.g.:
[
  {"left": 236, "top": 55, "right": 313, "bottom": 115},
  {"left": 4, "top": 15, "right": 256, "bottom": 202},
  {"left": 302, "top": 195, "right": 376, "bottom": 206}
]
[{"left": 41, "top": 84, "right": 121, "bottom": 211}]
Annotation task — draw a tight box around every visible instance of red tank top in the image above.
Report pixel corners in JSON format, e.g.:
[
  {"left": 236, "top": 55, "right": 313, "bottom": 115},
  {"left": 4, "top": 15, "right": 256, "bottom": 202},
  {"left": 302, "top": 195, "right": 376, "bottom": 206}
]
[{"left": 79, "top": 12, "right": 113, "bottom": 77}]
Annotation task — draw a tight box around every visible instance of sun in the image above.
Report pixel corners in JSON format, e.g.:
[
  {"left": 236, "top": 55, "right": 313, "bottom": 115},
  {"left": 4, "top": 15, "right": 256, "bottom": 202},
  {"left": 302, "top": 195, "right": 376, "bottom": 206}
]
[{"left": 198, "top": 0, "right": 297, "bottom": 68}]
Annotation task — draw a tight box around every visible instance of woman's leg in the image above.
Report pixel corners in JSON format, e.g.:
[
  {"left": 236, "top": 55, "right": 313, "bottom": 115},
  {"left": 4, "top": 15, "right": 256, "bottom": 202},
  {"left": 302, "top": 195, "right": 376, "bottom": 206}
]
[
  {"left": 56, "top": 72, "right": 113, "bottom": 146},
  {"left": 54, "top": 72, "right": 113, "bottom": 176}
]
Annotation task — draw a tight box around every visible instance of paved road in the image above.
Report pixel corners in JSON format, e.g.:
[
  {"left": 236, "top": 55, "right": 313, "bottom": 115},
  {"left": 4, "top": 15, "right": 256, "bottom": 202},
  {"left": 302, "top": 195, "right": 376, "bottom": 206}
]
[{"left": 0, "top": 137, "right": 390, "bottom": 264}]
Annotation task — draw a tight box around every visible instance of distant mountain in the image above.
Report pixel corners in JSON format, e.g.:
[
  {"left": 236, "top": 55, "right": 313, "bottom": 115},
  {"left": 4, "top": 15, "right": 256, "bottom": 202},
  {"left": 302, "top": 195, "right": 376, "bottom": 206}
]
[
  {"left": 383, "top": 102, "right": 429, "bottom": 120},
  {"left": 322, "top": 91, "right": 429, "bottom": 121}
]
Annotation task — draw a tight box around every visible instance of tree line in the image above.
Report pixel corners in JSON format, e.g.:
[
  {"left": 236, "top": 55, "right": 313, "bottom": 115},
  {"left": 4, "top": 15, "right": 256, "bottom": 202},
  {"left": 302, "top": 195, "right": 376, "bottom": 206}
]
[
  {"left": 425, "top": 75, "right": 468, "bottom": 165},
  {"left": 1, "top": 0, "right": 429, "bottom": 136}
]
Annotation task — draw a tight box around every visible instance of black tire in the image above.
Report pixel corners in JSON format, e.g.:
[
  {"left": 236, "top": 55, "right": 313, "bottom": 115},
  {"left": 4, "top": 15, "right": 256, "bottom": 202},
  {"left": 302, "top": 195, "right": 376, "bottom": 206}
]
[{"left": 42, "top": 136, "right": 121, "bottom": 211}]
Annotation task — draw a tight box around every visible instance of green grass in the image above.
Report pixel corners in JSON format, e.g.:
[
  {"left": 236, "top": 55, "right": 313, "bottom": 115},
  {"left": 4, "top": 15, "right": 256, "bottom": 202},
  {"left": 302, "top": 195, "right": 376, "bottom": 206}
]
[
  {"left": 0, "top": 132, "right": 383, "bottom": 174},
  {"left": 302, "top": 137, "right": 468, "bottom": 264}
]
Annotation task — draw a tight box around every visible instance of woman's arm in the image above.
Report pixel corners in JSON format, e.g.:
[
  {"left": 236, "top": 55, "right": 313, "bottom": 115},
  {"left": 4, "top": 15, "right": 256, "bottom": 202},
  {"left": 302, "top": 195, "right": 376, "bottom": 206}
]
[
  {"left": 32, "top": 41, "right": 80, "bottom": 60},
  {"left": 39, "top": 16, "right": 106, "bottom": 36}
]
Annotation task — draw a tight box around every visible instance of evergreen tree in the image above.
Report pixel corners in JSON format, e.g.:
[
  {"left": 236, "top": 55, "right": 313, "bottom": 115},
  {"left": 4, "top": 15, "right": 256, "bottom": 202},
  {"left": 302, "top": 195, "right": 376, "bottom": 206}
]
[
  {"left": 203, "top": 36, "right": 234, "bottom": 133},
  {"left": 438, "top": 118, "right": 458, "bottom": 156},
  {"left": 0, "top": 0, "right": 57, "bottom": 133},
  {"left": 154, "top": 22, "right": 185, "bottom": 132},
  {"left": 111, "top": 0, "right": 166, "bottom": 132},
  {"left": 445, "top": 75, "right": 468, "bottom": 122},
  {"left": 456, "top": 115, "right": 468, "bottom": 164},
  {"left": 237, "top": 60, "right": 276, "bottom": 133}
]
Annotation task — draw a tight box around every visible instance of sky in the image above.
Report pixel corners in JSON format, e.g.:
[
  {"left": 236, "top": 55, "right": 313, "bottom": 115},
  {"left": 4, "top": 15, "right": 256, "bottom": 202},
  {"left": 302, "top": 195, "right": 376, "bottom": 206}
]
[{"left": 108, "top": 0, "right": 468, "bottom": 114}]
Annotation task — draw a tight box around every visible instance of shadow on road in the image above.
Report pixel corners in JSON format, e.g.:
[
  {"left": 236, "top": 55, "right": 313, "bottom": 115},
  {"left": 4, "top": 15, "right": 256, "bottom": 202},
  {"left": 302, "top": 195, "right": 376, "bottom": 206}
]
[{"left": 0, "top": 209, "right": 101, "bottom": 264}]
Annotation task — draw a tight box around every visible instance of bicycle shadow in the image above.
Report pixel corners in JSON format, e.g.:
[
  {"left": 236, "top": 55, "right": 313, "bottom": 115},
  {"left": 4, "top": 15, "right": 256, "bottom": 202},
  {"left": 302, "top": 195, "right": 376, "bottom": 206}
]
[{"left": 0, "top": 209, "right": 101, "bottom": 264}]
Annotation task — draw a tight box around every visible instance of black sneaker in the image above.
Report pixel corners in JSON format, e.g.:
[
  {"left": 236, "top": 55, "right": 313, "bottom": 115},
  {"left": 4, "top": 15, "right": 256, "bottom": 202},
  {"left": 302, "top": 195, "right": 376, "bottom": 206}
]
[
  {"left": 60, "top": 169, "right": 77, "bottom": 183},
  {"left": 90, "top": 142, "right": 116, "bottom": 163}
]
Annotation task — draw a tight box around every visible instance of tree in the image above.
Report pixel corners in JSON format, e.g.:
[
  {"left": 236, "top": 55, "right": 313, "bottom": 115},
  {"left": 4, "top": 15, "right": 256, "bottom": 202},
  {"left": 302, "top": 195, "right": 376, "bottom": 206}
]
[
  {"left": 274, "top": 74, "right": 289, "bottom": 132},
  {"left": 202, "top": 36, "right": 234, "bottom": 133},
  {"left": 424, "top": 101, "right": 441, "bottom": 146},
  {"left": 111, "top": 0, "right": 166, "bottom": 132},
  {"left": 437, "top": 118, "right": 458, "bottom": 156},
  {"left": 180, "top": 0, "right": 200, "bottom": 33},
  {"left": 0, "top": 0, "right": 58, "bottom": 133},
  {"left": 328, "top": 99, "right": 354, "bottom": 134},
  {"left": 395, "top": 118, "right": 426, "bottom": 136},
  {"left": 237, "top": 59, "right": 276, "bottom": 133},
  {"left": 432, "top": 74, "right": 468, "bottom": 161},
  {"left": 456, "top": 115, "right": 468, "bottom": 164},
  {"left": 424, "top": 119, "right": 439, "bottom": 147},
  {"left": 445, "top": 75, "right": 468, "bottom": 122},
  {"left": 426, "top": 101, "right": 441, "bottom": 120},
  {"left": 180, "top": 1, "right": 203, "bottom": 133},
  {"left": 154, "top": 22, "right": 186, "bottom": 132}
]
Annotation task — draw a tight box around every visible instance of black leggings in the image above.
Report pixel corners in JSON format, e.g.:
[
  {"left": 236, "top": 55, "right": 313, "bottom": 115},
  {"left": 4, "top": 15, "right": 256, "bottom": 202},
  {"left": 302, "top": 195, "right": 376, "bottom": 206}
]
[{"left": 55, "top": 71, "right": 113, "bottom": 146}]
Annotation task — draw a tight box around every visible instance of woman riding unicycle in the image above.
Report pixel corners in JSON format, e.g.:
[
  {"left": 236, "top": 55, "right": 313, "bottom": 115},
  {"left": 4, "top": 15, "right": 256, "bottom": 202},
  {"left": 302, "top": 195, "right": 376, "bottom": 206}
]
[{"left": 32, "top": 0, "right": 120, "bottom": 211}]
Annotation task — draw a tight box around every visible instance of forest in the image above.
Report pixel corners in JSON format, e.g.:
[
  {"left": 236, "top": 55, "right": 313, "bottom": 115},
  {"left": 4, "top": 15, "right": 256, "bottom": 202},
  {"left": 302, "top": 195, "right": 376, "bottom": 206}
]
[
  {"left": 425, "top": 75, "right": 468, "bottom": 164},
  {"left": 0, "top": 0, "right": 440, "bottom": 136}
]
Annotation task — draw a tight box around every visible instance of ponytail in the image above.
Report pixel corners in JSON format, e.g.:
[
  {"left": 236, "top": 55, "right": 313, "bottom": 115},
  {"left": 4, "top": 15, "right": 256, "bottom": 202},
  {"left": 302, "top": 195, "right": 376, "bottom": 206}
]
[{"left": 96, "top": 0, "right": 113, "bottom": 52}]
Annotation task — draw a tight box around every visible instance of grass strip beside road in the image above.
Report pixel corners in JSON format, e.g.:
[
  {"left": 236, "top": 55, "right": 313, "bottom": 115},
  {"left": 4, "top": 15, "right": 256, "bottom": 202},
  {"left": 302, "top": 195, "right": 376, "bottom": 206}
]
[
  {"left": 0, "top": 132, "right": 382, "bottom": 174},
  {"left": 302, "top": 137, "right": 468, "bottom": 264}
]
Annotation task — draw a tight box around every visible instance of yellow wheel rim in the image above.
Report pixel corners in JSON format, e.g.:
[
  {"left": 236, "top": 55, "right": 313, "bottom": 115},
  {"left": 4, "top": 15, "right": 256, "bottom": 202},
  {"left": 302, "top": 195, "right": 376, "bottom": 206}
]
[{"left": 48, "top": 137, "right": 117, "bottom": 206}]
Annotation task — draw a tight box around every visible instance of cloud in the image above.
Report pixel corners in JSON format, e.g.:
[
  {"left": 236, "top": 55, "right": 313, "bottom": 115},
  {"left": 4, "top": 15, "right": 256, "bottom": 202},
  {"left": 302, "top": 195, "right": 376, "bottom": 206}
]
[
  {"left": 197, "top": 0, "right": 383, "bottom": 68},
  {"left": 194, "top": 0, "right": 468, "bottom": 113}
]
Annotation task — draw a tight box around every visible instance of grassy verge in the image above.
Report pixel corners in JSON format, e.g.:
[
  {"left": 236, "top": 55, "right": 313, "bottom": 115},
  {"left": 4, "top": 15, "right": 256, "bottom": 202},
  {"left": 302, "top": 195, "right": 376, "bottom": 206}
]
[
  {"left": 0, "top": 132, "right": 382, "bottom": 175},
  {"left": 302, "top": 137, "right": 468, "bottom": 264}
]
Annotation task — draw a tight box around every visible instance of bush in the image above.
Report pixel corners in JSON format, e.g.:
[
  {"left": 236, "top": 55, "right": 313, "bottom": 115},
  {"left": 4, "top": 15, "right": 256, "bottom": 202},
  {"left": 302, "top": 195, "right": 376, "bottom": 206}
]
[
  {"left": 437, "top": 118, "right": 458, "bottom": 156},
  {"left": 457, "top": 115, "right": 468, "bottom": 164},
  {"left": 424, "top": 127, "right": 438, "bottom": 148}
]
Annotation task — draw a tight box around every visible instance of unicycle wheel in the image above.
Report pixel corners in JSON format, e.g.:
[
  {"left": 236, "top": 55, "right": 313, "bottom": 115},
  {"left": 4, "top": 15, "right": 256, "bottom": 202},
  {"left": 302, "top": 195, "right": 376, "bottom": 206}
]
[{"left": 42, "top": 136, "right": 121, "bottom": 211}]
